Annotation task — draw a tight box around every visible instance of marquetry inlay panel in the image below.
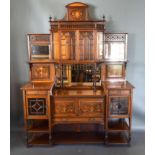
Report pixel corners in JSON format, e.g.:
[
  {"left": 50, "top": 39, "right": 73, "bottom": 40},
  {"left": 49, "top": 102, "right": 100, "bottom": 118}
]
[
  {"left": 55, "top": 101, "right": 76, "bottom": 115},
  {"left": 79, "top": 99, "right": 104, "bottom": 115},
  {"left": 31, "top": 64, "right": 50, "bottom": 80}
]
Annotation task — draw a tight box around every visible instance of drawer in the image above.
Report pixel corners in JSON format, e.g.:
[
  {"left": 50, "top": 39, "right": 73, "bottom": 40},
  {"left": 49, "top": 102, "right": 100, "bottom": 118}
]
[
  {"left": 26, "top": 91, "right": 48, "bottom": 95},
  {"left": 54, "top": 117, "right": 104, "bottom": 124},
  {"left": 109, "top": 90, "right": 130, "bottom": 95},
  {"left": 79, "top": 98, "right": 104, "bottom": 116}
]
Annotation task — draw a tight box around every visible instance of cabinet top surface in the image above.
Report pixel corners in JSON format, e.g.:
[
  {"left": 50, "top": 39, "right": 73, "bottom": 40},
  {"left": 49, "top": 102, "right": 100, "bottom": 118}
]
[
  {"left": 53, "top": 87, "right": 104, "bottom": 97},
  {"left": 103, "top": 81, "right": 134, "bottom": 89},
  {"left": 21, "top": 82, "right": 54, "bottom": 90}
]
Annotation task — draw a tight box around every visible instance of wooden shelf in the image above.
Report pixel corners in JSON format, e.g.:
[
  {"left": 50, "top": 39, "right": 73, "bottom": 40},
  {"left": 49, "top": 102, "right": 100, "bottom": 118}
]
[
  {"left": 52, "top": 132, "right": 104, "bottom": 144},
  {"left": 28, "top": 126, "right": 49, "bottom": 133},
  {"left": 28, "top": 134, "right": 50, "bottom": 146},
  {"left": 108, "top": 119, "right": 129, "bottom": 131},
  {"left": 27, "top": 120, "right": 49, "bottom": 133},
  {"left": 106, "top": 132, "right": 129, "bottom": 145}
]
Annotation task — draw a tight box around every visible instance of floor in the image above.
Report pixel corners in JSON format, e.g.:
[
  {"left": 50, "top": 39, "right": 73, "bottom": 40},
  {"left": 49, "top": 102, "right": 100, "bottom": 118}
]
[{"left": 10, "top": 129, "right": 145, "bottom": 155}]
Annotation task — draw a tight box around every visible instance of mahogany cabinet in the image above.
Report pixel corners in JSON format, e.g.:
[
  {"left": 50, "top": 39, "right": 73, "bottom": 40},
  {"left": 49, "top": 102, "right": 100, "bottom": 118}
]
[{"left": 21, "top": 2, "right": 134, "bottom": 146}]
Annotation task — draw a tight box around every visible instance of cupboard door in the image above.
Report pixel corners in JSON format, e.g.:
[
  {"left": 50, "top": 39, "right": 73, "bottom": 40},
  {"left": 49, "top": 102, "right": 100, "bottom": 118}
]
[
  {"left": 79, "top": 31, "right": 94, "bottom": 60},
  {"left": 60, "top": 32, "right": 76, "bottom": 60},
  {"left": 109, "top": 96, "right": 129, "bottom": 117},
  {"left": 54, "top": 98, "right": 77, "bottom": 117},
  {"left": 26, "top": 97, "right": 48, "bottom": 119},
  {"left": 79, "top": 98, "right": 104, "bottom": 117}
]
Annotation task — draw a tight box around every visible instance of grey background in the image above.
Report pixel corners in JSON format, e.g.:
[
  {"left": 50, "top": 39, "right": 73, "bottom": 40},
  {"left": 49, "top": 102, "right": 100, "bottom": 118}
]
[{"left": 10, "top": 0, "right": 145, "bottom": 131}]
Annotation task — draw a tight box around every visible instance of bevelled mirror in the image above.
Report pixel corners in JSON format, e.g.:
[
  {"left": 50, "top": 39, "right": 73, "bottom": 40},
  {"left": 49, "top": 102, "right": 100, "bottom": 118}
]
[
  {"left": 31, "top": 45, "right": 50, "bottom": 60},
  {"left": 104, "top": 33, "right": 127, "bottom": 61}
]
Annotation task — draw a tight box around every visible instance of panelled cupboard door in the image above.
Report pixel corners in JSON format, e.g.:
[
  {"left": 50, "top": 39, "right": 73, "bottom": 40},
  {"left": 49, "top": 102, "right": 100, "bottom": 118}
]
[
  {"left": 108, "top": 96, "right": 130, "bottom": 118},
  {"left": 54, "top": 98, "right": 77, "bottom": 117},
  {"left": 54, "top": 98, "right": 104, "bottom": 117},
  {"left": 25, "top": 96, "right": 49, "bottom": 119},
  {"left": 79, "top": 98, "right": 104, "bottom": 117}
]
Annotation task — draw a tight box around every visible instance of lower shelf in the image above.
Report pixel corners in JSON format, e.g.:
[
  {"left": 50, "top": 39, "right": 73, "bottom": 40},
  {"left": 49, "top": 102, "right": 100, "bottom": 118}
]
[
  {"left": 28, "top": 133, "right": 50, "bottom": 146},
  {"left": 106, "top": 132, "right": 129, "bottom": 145},
  {"left": 52, "top": 132, "right": 105, "bottom": 144},
  {"left": 26, "top": 132, "right": 130, "bottom": 146}
]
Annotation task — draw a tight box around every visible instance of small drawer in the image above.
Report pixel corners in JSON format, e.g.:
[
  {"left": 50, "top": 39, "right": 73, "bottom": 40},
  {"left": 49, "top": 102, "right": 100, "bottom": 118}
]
[
  {"left": 109, "top": 90, "right": 130, "bottom": 95},
  {"left": 54, "top": 117, "right": 104, "bottom": 124},
  {"left": 26, "top": 91, "right": 48, "bottom": 95}
]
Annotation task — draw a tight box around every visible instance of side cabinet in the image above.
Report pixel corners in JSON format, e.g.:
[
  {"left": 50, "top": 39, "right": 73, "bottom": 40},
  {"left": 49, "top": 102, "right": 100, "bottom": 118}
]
[
  {"left": 105, "top": 88, "right": 133, "bottom": 145},
  {"left": 21, "top": 83, "right": 53, "bottom": 146}
]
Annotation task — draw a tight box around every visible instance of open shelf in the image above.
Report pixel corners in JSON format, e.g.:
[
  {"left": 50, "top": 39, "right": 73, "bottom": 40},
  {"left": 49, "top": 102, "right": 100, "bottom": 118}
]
[
  {"left": 27, "top": 120, "right": 49, "bottom": 133},
  {"left": 52, "top": 132, "right": 104, "bottom": 144},
  {"left": 106, "top": 132, "right": 129, "bottom": 145},
  {"left": 28, "top": 133, "right": 50, "bottom": 146},
  {"left": 108, "top": 118, "right": 129, "bottom": 131}
]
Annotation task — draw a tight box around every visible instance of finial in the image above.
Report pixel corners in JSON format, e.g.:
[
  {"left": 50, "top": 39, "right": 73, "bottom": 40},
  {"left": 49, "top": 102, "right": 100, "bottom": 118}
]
[
  {"left": 103, "top": 15, "right": 105, "bottom": 20},
  {"left": 49, "top": 16, "right": 52, "bottom": 21}
]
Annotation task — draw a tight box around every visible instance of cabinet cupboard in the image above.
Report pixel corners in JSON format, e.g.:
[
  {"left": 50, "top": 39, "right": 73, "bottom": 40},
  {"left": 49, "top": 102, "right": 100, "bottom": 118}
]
[{"left": 21, "top": 2, "right": 134, "bottom": 146}]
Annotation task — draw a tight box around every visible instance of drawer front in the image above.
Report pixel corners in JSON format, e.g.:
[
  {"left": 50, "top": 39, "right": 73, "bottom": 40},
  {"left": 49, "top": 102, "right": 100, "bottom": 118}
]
[
  {"left": 79, "top": 98, "right": 104, "bottom": 117},
  {"left": 109, "top": 96, "right": 129, "bottom": 117},
  {"left": 26, "top": 91, "right": 48, "bottom": 95},
  {"left": 54, "top": 98, "right": 77, "bottom": 116},
  {"left": 109, "top": 90, "right": 130, "bottom": 95},
  {"left": 26, "top": 97, "right": 48, "bottom": 119},
  {"left": 54, "top": 117, "right": 104, "bottom": 124}
]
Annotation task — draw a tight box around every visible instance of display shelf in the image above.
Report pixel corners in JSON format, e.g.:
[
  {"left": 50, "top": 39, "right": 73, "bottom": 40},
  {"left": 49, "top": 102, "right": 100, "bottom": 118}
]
[
  {"left": 52, "top": 132, "right": 104, "bottom": 144},
  {"left": 108, "top": 118, "right": 129, "bottom": 131},
  {"left": 28, "top": 133, "right": 50, "bottom": 146},
  {"left": 106, "top": 132, "right": 129, "bottom": 145},
  {"left": 27, "top": 120, "right": 49, "bottom": 133}
]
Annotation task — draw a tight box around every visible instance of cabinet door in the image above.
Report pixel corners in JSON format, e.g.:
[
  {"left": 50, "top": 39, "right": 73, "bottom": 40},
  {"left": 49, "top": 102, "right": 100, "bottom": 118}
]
[
  {"left": 54, "top": 98, "right": 77, "bottom": 117},
  {"left": 79, "top": 98, "right": 104, "bottom": 117},
  {"left": 60, "top": 32, "right": 76, "bottom": 60},
  {"left": 108, "top": 96, "right": 129, "bottom": 117},
  {"left": 79, "top": 31, "right": 94, "bottom": 60},
  {"left": 26, "top": 97, "right": 48, "bottom": 119}
]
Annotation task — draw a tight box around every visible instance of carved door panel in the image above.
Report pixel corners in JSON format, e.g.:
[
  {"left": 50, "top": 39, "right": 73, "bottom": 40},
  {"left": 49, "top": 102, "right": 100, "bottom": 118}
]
[
  {"left": 79, "top": 99, "right": 104, "bottom": 117},
  {"left": 108, "top": 96, "right": 129, "bottom": 117},
  {"left": 54, "top": 98, "right": 77, "bottom": 117}
]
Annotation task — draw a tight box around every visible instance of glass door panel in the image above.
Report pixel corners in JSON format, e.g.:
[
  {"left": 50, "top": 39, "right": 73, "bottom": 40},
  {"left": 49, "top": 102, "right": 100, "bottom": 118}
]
[
  {"left": 79, "top": 31, "right": 94, "bottom": 60},
  {"left": 60, "top": 32, "right": 76, "bottom": 60}
]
